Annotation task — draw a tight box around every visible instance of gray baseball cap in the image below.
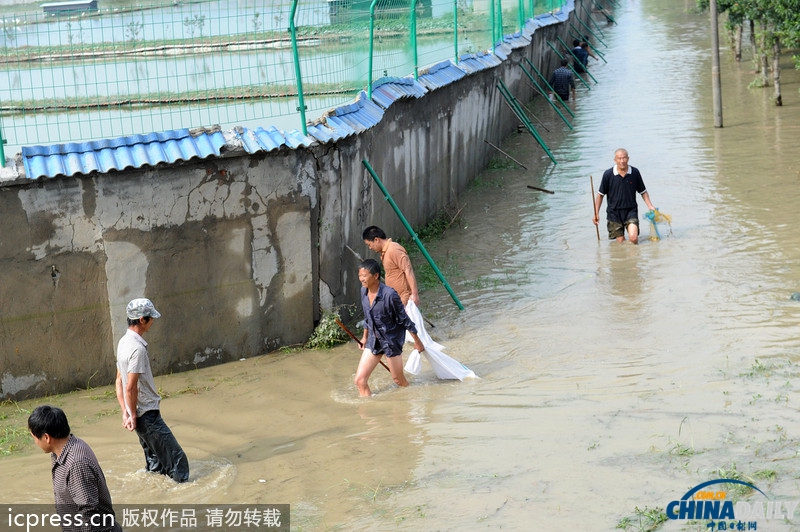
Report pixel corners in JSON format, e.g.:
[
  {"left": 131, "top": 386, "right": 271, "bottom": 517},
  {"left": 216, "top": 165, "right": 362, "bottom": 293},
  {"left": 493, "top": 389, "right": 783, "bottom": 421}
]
[{"left": 126, "top": 298, "right": 161, "bottom": 320}]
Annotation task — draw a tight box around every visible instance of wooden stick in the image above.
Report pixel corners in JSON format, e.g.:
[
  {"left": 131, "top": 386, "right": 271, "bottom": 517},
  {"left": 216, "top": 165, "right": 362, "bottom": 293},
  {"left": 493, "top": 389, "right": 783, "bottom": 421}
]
[
  {"left": 526, "top": 185, "right": 554, "bottom": 194},
  {"left": 335, "top": 317, "right": 390, "bottom": 372},
  {"left": 345, "top": 244, "right": 363, "bottom": 262},
  {"left": 519, "top": 96, "right": 552, "bottom": 133},
  {"left": 483, "top": 139, "right": 528, "bottom": 170},
  {"left": 590, "top": 175, "right": 600, "bottom": 241},
  {"left": 443, "top": 202, "right": 467, "bottom": 233}
]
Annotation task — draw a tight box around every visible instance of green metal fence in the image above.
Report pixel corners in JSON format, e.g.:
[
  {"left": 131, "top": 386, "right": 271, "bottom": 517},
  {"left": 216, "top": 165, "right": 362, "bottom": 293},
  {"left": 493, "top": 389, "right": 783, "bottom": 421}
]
[{"left": 0, "top": 0, "right": 566, "bottom": 158}]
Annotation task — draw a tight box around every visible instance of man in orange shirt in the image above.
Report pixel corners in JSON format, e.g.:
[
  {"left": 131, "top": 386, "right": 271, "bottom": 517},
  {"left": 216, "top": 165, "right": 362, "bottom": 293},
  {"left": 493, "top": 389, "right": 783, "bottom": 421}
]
[
  {"left": 362, "top": 226, "right": 420, "bottom": 306},
  {"left": 361, "top": 226, "right": 477, "bottom": 381}
]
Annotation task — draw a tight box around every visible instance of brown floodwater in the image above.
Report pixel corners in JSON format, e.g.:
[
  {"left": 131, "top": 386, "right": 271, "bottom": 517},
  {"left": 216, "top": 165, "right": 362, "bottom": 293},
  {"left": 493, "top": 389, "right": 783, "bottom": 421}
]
[{"left": 4, "top": 0, "right": 800, "bottom": 530}]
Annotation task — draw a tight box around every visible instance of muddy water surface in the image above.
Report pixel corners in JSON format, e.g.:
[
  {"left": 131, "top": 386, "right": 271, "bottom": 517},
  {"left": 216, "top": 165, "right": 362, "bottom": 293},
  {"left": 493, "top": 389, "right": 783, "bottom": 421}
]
[{"left": 4, "top": 0, "right": 800, "bottom": 530}]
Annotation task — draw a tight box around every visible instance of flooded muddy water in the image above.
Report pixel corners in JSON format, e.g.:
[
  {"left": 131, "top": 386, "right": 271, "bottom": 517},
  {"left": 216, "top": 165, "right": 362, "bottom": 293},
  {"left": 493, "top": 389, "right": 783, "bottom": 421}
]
[{"left": 4, "top": 0, "right": 800, "bottom": 530}]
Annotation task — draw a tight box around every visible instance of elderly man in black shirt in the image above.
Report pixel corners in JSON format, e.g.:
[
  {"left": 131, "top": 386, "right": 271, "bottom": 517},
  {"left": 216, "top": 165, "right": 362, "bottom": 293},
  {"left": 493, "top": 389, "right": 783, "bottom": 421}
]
[{"left": 593, "top": 148, "right": 657, "bottom": 244}]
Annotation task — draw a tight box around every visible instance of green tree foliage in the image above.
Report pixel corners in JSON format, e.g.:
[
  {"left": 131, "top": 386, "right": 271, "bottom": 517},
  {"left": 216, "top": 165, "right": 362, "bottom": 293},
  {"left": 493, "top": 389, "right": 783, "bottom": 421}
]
[
  {"left": 697, "top": 0, "right": 800, "bottom": 46},
  {"left": 697, "top": 0, "right": 800, "bottom": 104}
]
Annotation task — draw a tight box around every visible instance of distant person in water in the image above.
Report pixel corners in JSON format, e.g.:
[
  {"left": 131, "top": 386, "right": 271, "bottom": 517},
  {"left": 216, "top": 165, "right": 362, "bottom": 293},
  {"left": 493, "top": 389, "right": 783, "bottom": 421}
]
[
  {"left": 593, "top": 148, "right": 656, "bottom": 244},
  {"left": 572, "top": 39, "right": 589, "bottom": 73},
  {"left": 355, "top": 259, "right": 424, "bottom": 397},
  {"left": 549, "top": 58, "right": 576, "bottom": 102}
]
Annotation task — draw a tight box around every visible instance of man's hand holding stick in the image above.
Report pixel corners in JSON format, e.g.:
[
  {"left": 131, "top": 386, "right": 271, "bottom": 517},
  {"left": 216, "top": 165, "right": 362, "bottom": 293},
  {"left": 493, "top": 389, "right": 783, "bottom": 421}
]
[{"left": 335, "top": 317, "right": 390, "bottom": 372}]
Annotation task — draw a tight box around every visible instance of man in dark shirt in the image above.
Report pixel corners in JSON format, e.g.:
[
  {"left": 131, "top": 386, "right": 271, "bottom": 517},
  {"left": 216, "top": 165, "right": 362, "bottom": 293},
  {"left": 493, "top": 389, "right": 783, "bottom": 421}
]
[
  {"left": 593, "top": 148, "right": 657, "bottom": 244},
  {"left": 548, "top": 58, "right": 575, "bottom": 102},
  {"left": 29, "top": 405, "right": 123, "bottom": 532},
  {"left": 572, "top": 39, "right": 589, "bottom": 73},
  {"left": 355, "top": 259, "right": 425, "bottom": 397}
]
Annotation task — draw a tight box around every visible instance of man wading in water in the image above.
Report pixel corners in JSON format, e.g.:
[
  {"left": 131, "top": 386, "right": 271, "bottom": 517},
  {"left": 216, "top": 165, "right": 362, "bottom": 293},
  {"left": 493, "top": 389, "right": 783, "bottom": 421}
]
[
  {"left": 593, "top": 148, "right": 657, "bottom": 244},
  {"left": 355, "top": 259, "right": 424, "bottom": 397}
]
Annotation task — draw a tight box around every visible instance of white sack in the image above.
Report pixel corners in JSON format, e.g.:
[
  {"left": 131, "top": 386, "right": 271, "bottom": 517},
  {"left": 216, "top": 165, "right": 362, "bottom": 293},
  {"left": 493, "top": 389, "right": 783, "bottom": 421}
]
[
  {"left": 405, "top": 348, "right": 422, "bottom": 374},
  {"left": 403, "top": 301, "right": 477, "bottom": 380}
]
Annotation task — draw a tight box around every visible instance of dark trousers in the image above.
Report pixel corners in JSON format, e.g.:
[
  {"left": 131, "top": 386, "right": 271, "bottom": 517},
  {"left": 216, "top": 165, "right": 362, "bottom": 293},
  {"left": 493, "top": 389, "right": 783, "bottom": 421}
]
[{"left": 135, "top": 409, "right": 190, "bottom": 483}]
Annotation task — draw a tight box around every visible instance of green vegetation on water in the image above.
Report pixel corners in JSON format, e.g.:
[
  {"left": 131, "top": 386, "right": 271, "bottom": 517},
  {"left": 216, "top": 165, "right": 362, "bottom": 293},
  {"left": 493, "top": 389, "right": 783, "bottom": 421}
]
[{"left": 615, "top": 506, "right": 668, "bottom": 532}]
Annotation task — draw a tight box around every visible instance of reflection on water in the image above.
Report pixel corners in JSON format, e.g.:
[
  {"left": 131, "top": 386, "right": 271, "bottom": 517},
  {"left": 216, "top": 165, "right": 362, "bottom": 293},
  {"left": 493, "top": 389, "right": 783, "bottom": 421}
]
[{"left": 4, "top": 0, "right": 800, "bottom": 529}]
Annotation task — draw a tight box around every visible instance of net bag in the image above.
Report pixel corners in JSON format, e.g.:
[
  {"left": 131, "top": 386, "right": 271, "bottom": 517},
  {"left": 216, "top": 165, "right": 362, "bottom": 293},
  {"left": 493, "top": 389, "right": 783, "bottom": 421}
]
[{"left": 644, "top": 209, "right": 673, "bottom": 241}]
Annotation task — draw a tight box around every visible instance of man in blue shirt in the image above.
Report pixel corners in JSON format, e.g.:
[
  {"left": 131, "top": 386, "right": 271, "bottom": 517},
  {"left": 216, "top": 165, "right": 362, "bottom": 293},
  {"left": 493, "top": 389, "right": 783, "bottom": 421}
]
[
  {"left": 572, "top": 39, "right": 589, "bottom": 73},
  {"left": 355, "top": 259, "right": 425, "bottom": 397},
  {"left": 593, "top": 148, "right": 657, "bottom": 244}
]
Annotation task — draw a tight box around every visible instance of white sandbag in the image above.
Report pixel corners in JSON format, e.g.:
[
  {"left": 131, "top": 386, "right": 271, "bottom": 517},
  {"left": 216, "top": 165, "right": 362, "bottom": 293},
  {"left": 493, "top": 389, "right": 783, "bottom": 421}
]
[
  {"left": 404, "top": 300, "right": 445, "bottom": 351},
  {"left": 404, "top": 349, "right": 422, "bottom": 375},
  {"left": 403, "top": 301, "right": 477, "bottom": 381},
  {"left": 421, "top": 346, "right": 477, "bottom": 381}
]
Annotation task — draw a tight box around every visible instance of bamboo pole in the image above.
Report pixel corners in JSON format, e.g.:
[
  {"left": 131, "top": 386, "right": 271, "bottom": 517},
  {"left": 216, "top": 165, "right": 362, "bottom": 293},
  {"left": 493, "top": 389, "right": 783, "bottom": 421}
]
[{"left": 591, "top": 176, "right": 600, "bottom": 241}]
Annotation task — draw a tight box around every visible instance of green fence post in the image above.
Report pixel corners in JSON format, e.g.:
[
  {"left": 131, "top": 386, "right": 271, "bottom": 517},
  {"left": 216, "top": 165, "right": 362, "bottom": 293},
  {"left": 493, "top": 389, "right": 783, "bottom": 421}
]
[
  {"left": 593, "top": 0, "right": 617, "bottom": 24},
  {"left": 577, "top": 17, "right": 605, "bottom": 43},
  {"left": 411, "top": 0, "right": 419, "bottom": 79},
  {"left": 0, "top": 127, "right": 6, "bottom": 167},
  {"left": 496, "top": 80, "right": 557, "bottom": 165},
  {"left": 518, "top": 63, "right": 573, "bottom": 128},
  {"left": 289, "top": 0, "right": 308, "bottom": 135},
  {"left": 518, "top": 0, "right": 524, "bottom": 31},
  {"left": 580, "top": 2, "right": 607, "bottom": 38},
  {"left": 453, "top": 0, "right": 459, "bottom": 63},
  {"left": 496, "top": 0, "right": 503, "bottom": 43},
  {"left": 368, "top": 0, "right": 380, "bottom": 99},
  {"left": 489, "top": 0, "right": 495, "bottom": 52},
  {"left": 361, "top": 159, "right": 464, "bottom": 310}
]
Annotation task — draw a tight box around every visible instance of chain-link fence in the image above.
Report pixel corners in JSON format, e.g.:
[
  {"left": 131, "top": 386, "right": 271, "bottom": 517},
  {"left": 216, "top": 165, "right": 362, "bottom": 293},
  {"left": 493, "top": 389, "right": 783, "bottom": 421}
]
[{"left": 0, "top": 0, "right": 566, "bottom": 158}]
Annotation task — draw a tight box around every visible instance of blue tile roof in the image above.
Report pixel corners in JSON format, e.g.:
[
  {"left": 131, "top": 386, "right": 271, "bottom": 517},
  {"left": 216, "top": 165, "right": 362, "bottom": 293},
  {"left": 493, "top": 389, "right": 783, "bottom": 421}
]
[
  {"left": 503, "top": 31, "right": 532, "bottom": 50},
  {"left": 232, "top": 125, "right": 316, "bottom": 154},
  {"left": 306, "top": 91, "right": 386, "bottom": 143},
  {"left": 457, "top": 52, "right": 503, "bottom": 74},
  {"left": 16, "top": 0, "right": 578, "bottom": 180},
  {"left": 417, "top": 60, "right": 467, "bottom": 91},
  {"left": 21, "top": 128, "right": 226, "bottom": 180},
  {"left": 370, "top": 76, "right": 429, "bottom": 109}
]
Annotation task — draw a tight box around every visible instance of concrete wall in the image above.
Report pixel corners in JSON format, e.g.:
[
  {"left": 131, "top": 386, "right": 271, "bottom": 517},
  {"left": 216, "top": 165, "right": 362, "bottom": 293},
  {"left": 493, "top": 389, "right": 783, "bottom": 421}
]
[{"left": 0, "top": 1, "right": 592, "bottom": 399}]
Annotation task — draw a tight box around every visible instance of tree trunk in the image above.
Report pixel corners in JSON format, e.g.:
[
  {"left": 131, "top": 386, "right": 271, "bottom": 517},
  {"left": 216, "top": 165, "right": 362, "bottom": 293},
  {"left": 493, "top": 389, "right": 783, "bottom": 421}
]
[
  {"left": 772, "top": 37, "right": 782, "bottom": 106},
  {"left": 750, "top": 19, "right": 758, "bottom": 72},
  {"left": 759, "top": 21, "right": 769, "bottom": 86},
  {"left": 733, "top": 24, "right": 742, "bottom": 62}
]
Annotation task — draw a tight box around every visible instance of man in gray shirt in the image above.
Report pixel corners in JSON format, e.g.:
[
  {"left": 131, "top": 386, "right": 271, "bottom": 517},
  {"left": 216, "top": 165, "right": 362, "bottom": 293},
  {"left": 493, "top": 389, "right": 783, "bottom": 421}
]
[{"left": 115, "top": 298, "right": 189, "bottom": 483}]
